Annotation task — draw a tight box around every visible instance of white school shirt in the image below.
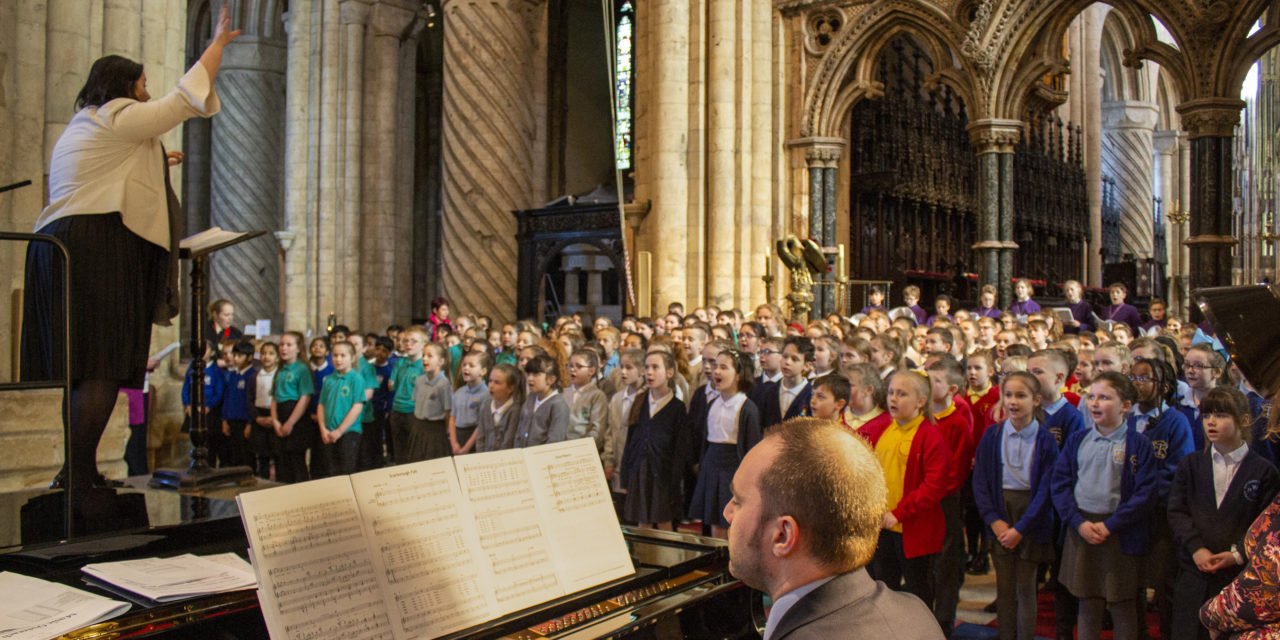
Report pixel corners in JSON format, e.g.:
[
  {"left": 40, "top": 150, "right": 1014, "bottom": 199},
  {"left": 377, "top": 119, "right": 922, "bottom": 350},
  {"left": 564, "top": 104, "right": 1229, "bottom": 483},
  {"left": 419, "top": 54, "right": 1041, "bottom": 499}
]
[
  {"left": 649, "top": 389, "right": 674, "bottom": 415},
  {"left": 491, "top": 397, "right": 514, "bottom": 425},
  {"left": 533, "top": 389, "right": 560, "bottom": 413},
  {"left": 1212, "top": 442, "right": 1249, "bottom": 507},
  {"left": 779, "top": 379, "right": 807, "bottom": 417},
  {"left": 707, "top": 392, "right": 748, "bottom": 444},
  {"left": 255, "top": 368, "right": 277, "bottom": 409}
]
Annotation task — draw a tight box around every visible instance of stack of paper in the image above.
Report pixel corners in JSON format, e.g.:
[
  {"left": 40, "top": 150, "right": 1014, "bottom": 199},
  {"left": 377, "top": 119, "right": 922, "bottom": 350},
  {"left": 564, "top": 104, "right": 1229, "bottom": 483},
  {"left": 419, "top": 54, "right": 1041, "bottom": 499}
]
[
  {"left": 81, "top": 553, "right": 256, "bottom": 602},
  {"left": 0, "top": 571, "right": 130, "bottom": 640}
]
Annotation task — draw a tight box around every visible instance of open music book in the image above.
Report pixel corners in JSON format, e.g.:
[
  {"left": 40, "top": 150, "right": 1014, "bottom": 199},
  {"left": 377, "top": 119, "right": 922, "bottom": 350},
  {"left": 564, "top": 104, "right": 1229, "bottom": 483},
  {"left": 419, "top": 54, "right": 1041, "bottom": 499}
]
[{"left": 237, "top": 438, "right": 633, "bottom": 640}]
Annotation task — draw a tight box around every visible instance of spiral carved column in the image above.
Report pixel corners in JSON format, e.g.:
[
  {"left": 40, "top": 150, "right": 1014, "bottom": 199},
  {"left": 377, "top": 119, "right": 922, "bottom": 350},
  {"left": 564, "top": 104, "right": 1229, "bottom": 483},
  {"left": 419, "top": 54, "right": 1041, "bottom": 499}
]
[
  {"left": 439, "top": 0, "right": 541, "bottom": 321},
  {"left": 1101, "top": 101, "right": 1158, "bottom": 260},
  {"left": 209, "top": 36, "right": 287, "bottom": 329}
]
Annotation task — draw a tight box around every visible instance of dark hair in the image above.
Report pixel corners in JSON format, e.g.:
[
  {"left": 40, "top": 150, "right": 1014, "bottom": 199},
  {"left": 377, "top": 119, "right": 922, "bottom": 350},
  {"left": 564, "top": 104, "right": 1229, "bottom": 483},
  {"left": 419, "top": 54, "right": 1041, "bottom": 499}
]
[
  {"left": 926, "top": 327, "right": 954, "bottom": 348},
  {"left": 525, "top": 354, "right": 561, "bottom": 389},
  {"left": 386, "top": 324, "right": 404, "bottom": 334},
  {"left": 75, "top": 55, "right": 144, "bottom": 110},
  {"left": 491, "top": 363, "right": 527, "bottom": 408},
  {"left": 1001, "top": 371, "right": 1047, "bottom": 423},
  {"left": 570, "top": 347, "right": 599, "bottom": 371},
  {"left": 1131, "top": 358, "right": 1179, "bottom": 409},
  {"left": 814, "top": 373, "right": 851, "bottom": 405},
  {"left": 717, "top": 350, "right": 756, "bottom": 394},
  {"left": 375, "top": 336, "right": 394, "bottom": 351},
  {"left": 1092, "top": 371, "right": 1138, "bottom": 404},
  {"left": 431, "top": 297, "right": 450, "bottom": 312},
  {"left": 1005, "top": 344, "right": 1034, "bottom": 359},
  {"left": 783, "top": 336, "right": 816, "bottom": 362},
  {"left": 1201, "top": 386, "right": 1254, "bottom": 442},
  {"left": 232, "top": 340, "right": 255, "bottom": 357},
  {"left": 330, "top": 324, "right": 351, "bottom": 337}
]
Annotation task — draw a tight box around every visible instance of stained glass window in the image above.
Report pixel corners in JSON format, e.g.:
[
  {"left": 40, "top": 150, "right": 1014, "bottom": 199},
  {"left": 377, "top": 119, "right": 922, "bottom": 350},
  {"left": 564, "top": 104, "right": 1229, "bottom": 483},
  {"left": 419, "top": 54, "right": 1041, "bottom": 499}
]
[{"left": 615, "top": 1, "right": 634, "bottom": 171}]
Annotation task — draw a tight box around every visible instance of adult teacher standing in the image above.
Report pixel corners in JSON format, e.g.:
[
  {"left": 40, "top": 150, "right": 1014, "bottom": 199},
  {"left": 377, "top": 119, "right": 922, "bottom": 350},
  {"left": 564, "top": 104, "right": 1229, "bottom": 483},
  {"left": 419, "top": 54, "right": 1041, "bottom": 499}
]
[{"left": 21, "top": 7, "right": 241, "bottom": 489}]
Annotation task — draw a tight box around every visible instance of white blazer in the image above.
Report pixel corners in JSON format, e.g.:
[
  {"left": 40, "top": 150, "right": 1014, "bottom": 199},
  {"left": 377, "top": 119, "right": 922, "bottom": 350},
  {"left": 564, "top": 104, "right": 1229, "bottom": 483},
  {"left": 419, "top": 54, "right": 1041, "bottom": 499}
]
[{"left": 36, "top": 62, "right": 220, "bottom": 248}]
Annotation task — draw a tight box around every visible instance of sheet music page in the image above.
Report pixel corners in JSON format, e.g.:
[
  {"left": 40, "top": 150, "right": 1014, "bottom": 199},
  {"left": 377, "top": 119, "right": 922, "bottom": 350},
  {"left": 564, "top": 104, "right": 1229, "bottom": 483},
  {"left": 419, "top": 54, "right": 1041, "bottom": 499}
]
[
  {"left": 0, "top": 571, "right": 130, "bottom": 640},
  {"left": 350, "top": 460, "right": 496, "bottom": 640},
  {"left": 81, "top": 553, "right": 254, "bottom": 602},
  {"left": 523, "top": 439, "right": 635, "bottom": 592},
  {"left": 453, "top": 450, "right": 564, "bottom": 613},
  {"left": 237, "top": 477, "right": 393, "bottom": 640}
]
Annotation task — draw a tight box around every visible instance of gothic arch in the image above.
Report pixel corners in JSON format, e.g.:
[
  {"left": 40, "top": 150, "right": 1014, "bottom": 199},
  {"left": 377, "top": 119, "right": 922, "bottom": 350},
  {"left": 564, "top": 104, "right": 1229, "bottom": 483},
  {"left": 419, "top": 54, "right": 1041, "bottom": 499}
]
[
  {"left": 1100, "top": 10, "right": 1149, "bottom": 102},
  {"left": 800, "top": 4, "right": 974, "bottom": 138}
]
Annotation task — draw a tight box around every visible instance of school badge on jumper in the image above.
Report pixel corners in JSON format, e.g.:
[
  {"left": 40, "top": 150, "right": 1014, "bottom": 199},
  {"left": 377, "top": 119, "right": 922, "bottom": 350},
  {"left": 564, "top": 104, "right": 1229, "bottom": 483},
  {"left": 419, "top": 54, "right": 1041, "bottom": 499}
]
[
  {"left": 1244, "top": 479, "right": 1262, "bottom": 502},
  {"left": 1112, "top": 445, "right": 1125, "bottom": 464},
  {"left": 1151, "top": 440, "right": 1168, "bottom": 459},
  {"left": 1129, "top": 454, "right": 1139, "bottom": 474}
]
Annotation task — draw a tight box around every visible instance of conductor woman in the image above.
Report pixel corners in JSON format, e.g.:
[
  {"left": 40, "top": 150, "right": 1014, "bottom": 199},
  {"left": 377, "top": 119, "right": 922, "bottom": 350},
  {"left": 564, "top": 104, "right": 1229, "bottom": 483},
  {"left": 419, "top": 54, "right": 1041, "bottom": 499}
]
[{"left": 21, "top": 6, "right": 241, "bottom": 488}]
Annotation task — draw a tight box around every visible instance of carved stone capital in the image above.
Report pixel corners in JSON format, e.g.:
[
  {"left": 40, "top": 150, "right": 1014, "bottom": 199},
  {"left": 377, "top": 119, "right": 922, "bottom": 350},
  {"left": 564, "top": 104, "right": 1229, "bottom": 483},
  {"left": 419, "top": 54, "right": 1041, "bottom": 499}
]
[
  {"left": 370, "top": 0, "right": 417, "bottom": 36},
  {"left": 1152, "top": 129, "right": 1181, "bottom": 155},
  {"left": 966, "top": 118, "right": 1022, "bottom": 154},
  {"left": 340, "top": 0, "right": 373, "bottom": 25},
  {"left": 788, "top": 136, "right": 845, "bottom": 167},
  {"left": 1176, "top": 98, "right": 1245, "bottom": 139},
  {"left": 1101, "top": 100, "right": 1159, "bottom": 130}
]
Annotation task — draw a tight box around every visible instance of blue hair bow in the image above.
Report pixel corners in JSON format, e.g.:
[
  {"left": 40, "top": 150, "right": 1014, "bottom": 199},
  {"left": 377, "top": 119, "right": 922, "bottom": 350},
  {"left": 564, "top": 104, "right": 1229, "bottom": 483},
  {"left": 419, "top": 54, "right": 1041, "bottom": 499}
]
[{"left": 1191, "top": 328, "right": 1230, "bottom": 363}]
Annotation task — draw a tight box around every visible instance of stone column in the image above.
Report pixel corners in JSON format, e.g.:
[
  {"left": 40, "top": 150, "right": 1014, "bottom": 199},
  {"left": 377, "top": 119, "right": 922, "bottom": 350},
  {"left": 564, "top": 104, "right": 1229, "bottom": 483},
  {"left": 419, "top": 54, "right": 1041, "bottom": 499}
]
[
  {"left": 102, "top": 0, "right": 142, "bottom": 59},
  {"left": 337, "top": 0, "right": 369, "bottom": 326},
  {"left": 1177, "top": 98, "right": 1244, "bottom": 305},
  {"left": 359, "top": 1, "right": 414, "bottom": 327},
  {"left": 209, "top": 10, "right": 287, "bottom": 329},
  {"left": 280, "top": 6, "right": 313, "bottom": 333},
  {"left": 747, "top": 0, "right": 772, "bottom": 306},
  {"left": 1154, "top": 129, "right": 1179, "bottom": 298},
  {"left": 439, "top": 0, "right": 542, "bottom": 322},
  {"left": 1101, "top": 101, "right": 1159, "bottom": 260},
  {"left": 705, "top": 0, "right": 737, "bottom": 310},
  {"left": 44, "top": 0, "right": 93, "bottom": 167},
  {"left": 968, "top": 119, "right": 1021, "bottom": 307},
  {"left": 642, "top": 0, "right": 689, "bottom": 311},
  {"left": 799, "top": 142, "right": 840, "bottom": 315}
]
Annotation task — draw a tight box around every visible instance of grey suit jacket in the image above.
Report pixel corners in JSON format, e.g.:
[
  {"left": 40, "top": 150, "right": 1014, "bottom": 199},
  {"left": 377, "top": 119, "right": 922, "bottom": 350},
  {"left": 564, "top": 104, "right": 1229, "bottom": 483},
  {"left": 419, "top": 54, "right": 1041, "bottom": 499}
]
[{"left": 770, "top": 569, "right": 944, "bottom": 640}]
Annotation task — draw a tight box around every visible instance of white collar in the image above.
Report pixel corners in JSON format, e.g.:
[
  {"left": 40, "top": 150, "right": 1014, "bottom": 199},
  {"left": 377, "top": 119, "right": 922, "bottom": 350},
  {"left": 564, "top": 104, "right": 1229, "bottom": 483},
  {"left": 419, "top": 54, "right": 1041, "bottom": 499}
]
[
  {"left": 1211, "top": 442, "right": 1249, "bottom": 466},
  {"left": 533, "top": 389, "right": 560, "bottom": 411},
  {"left": 780, "top": 378, "right": 808, "bottom": 395}
]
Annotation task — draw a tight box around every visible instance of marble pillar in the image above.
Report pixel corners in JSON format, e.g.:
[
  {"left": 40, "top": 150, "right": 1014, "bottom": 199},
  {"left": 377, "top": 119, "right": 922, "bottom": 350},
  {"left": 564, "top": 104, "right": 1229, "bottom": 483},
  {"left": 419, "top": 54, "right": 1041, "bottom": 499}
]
[
  {"left": 1154, "top": 129, "right": 1179, "bottom": 299},
  {"left": 968, "top": 119, "right": 1021, "bottom": 307},
  {"left": 1177, "top": 98, "right": 1243, "bottom": 305},
  {"left": 439, "top": 0, "right": 542, "bottom": 322},
  {"left": 1101, "top": 100, "right": 1159, "bottom": 259},
  {"left": 208, "top": 7, "right": 287, "bottom": 329}
]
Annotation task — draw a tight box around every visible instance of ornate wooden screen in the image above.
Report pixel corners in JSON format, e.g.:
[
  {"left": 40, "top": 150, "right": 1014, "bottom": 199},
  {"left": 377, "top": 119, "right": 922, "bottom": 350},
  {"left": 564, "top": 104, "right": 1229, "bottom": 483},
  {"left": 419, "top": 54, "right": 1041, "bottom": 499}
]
[
  {"left": 848, "top": 35, "right": 979, "bottom": 303},
  {"left": 1012, "top": 114, "right": 1088, "bottom": 283},
  {"left": 849, "top": 35, "right": 1090, "bottom": 303}
]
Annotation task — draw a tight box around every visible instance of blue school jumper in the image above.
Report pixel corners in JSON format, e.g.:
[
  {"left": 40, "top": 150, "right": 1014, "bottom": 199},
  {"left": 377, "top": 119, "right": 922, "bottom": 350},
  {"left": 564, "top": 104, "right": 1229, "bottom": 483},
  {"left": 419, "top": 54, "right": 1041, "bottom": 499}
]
[
  {"left": 1050, "top": 426, "right": 1158, "bottom": 555},
  {"left": 1042, "top": 397, "right": 1086, "bottom": 449},
  {"left": 182, "top": 366, "right": 225, "bottom": 411},
  {"left": 1126, "top": 406, "right": 1194, "bottom": 502},
  {"left": 972, "top": 421, "right": 1059, "bottom": 544},
  {"left": 221, "top": 366, "right": 256, "bottom": 422}
]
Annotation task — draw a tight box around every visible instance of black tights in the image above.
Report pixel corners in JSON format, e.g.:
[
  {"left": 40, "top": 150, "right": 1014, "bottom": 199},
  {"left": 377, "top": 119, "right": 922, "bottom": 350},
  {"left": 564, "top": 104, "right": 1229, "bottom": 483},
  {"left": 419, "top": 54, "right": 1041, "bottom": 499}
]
[{"left": 62, "top": 379, "right": 121, "bottom": 487}]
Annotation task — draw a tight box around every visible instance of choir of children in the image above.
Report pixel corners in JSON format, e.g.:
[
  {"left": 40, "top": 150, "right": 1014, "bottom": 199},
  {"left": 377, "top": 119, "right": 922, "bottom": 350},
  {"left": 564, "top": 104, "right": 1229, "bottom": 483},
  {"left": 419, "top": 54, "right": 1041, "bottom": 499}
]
[{"left": 175, "top": 281, "right": 1279, "bottom": 640}]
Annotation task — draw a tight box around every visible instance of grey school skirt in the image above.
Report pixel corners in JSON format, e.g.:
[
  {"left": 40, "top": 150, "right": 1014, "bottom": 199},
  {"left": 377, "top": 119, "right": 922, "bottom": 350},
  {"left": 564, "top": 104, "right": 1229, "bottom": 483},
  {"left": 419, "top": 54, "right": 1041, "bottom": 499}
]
[
  {"left": 21, "top": 213, "right": 166, "bottom": 388},
  {"left": 1059, "top": 510, "right": 1143, "bottom": 602}
]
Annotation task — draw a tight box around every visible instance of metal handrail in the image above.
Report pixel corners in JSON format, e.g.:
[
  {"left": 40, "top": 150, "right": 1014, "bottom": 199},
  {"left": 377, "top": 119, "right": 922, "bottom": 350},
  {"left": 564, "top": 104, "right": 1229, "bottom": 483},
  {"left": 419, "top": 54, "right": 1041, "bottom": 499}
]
[{"left": 0, "top": 231, "right": 74, "bottom": 539}]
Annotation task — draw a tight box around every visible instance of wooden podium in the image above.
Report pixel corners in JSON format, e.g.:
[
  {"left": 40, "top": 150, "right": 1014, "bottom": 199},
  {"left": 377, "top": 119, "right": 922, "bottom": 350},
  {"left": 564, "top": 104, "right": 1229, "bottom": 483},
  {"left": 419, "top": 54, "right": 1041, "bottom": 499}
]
[{"left": 151, "top": 228, "right": 266, "bottom": 490}]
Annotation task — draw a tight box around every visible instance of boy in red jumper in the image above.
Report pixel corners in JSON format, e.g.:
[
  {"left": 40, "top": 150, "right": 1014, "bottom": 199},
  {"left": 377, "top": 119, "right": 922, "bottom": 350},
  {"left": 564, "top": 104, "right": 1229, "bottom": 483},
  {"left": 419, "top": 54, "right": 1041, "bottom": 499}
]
[{"left": 928, "top": 356, "right": 976, "bottom": 636}]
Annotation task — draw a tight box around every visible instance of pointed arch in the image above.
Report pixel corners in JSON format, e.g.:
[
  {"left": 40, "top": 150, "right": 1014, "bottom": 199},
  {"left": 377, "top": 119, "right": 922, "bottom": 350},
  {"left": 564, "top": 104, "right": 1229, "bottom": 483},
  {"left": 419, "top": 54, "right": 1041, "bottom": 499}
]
[{"left": 801, "top": 4, "right": 975, "bottom": 138}]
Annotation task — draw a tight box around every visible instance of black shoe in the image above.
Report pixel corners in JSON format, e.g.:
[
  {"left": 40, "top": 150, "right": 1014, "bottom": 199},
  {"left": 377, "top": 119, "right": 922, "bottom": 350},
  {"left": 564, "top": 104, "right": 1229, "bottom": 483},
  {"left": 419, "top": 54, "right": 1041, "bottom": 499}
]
[{"left": 966, "top": 555, "right": 990, "bottom": 575}]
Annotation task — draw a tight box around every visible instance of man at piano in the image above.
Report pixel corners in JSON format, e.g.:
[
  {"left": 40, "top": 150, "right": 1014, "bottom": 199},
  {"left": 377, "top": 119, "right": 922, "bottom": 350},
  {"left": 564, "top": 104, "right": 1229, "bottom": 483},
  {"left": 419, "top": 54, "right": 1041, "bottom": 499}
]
[{"left": 724, "top": 417, "right": 944, "bottom": 640}]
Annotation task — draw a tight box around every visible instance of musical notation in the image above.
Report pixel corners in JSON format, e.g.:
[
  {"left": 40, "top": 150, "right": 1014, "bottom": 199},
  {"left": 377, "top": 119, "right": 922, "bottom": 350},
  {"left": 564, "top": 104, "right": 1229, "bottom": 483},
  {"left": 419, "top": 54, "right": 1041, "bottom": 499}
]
[
  {"left": 252, "top": 499, "right": 363, "bottom": 558},
  {"left": 272, "top": 553, "right": 380, "bottom": 615},
  {"left": 282, "top": 600, "right": 393, "bottom": 640},
  {"left": 395, "top": 577, "right": 490, "bottom": 637},
  {"left": 545, "top": 456, "right": 607, "bottom": 512},
  {"left": 494, "top": 572, "right": 560, "bottom": 604}
]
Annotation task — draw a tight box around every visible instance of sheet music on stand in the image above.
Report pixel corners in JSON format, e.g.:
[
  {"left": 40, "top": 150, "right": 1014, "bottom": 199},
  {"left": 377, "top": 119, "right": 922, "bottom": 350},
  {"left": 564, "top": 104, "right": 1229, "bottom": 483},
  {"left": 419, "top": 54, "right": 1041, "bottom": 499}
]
[
  {"left": 179, "top": 227, "right": 266, "bottom": 258},
  {"left": 237, "top": 439, "right": 633, "bottom": 640}
]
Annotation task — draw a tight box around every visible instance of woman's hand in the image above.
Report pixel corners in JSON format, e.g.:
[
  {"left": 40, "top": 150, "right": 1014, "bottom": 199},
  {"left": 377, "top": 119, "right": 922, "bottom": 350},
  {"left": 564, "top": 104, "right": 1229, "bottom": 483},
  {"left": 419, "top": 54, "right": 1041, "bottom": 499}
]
[
  {"left": 212, "top": 4, "right": 243, "bottom": 47},
  {"left": 166, "top": 150, "right": 184, "bottom": 166}
]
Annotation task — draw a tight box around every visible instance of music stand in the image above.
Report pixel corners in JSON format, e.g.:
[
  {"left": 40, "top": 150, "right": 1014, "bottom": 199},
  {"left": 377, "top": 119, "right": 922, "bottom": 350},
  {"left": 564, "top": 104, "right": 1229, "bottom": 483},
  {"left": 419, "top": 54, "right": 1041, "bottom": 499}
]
[{"left": 151, "top": 228, "right": 266, "bottom": 490}]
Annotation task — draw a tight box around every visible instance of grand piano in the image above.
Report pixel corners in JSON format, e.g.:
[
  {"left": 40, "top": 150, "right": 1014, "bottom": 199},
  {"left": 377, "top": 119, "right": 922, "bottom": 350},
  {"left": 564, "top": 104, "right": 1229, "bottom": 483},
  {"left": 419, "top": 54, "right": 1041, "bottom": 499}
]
[{"left": 0, "top": 498, "right": 762, "bottom": 640}]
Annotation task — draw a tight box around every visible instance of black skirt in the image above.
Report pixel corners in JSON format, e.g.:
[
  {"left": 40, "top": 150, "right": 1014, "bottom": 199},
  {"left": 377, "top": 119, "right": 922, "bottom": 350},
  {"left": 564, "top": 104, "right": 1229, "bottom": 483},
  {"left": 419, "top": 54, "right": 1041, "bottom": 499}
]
[{"left": 21, "top": 213, "right": 166, "bottom": 388}]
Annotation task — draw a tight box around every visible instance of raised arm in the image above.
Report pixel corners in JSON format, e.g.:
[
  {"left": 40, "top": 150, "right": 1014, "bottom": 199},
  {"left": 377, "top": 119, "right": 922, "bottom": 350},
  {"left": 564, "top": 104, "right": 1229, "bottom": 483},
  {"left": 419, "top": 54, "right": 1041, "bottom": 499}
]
[{"left": 198, "top": 4, "right": 243, "bottom": 83}]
